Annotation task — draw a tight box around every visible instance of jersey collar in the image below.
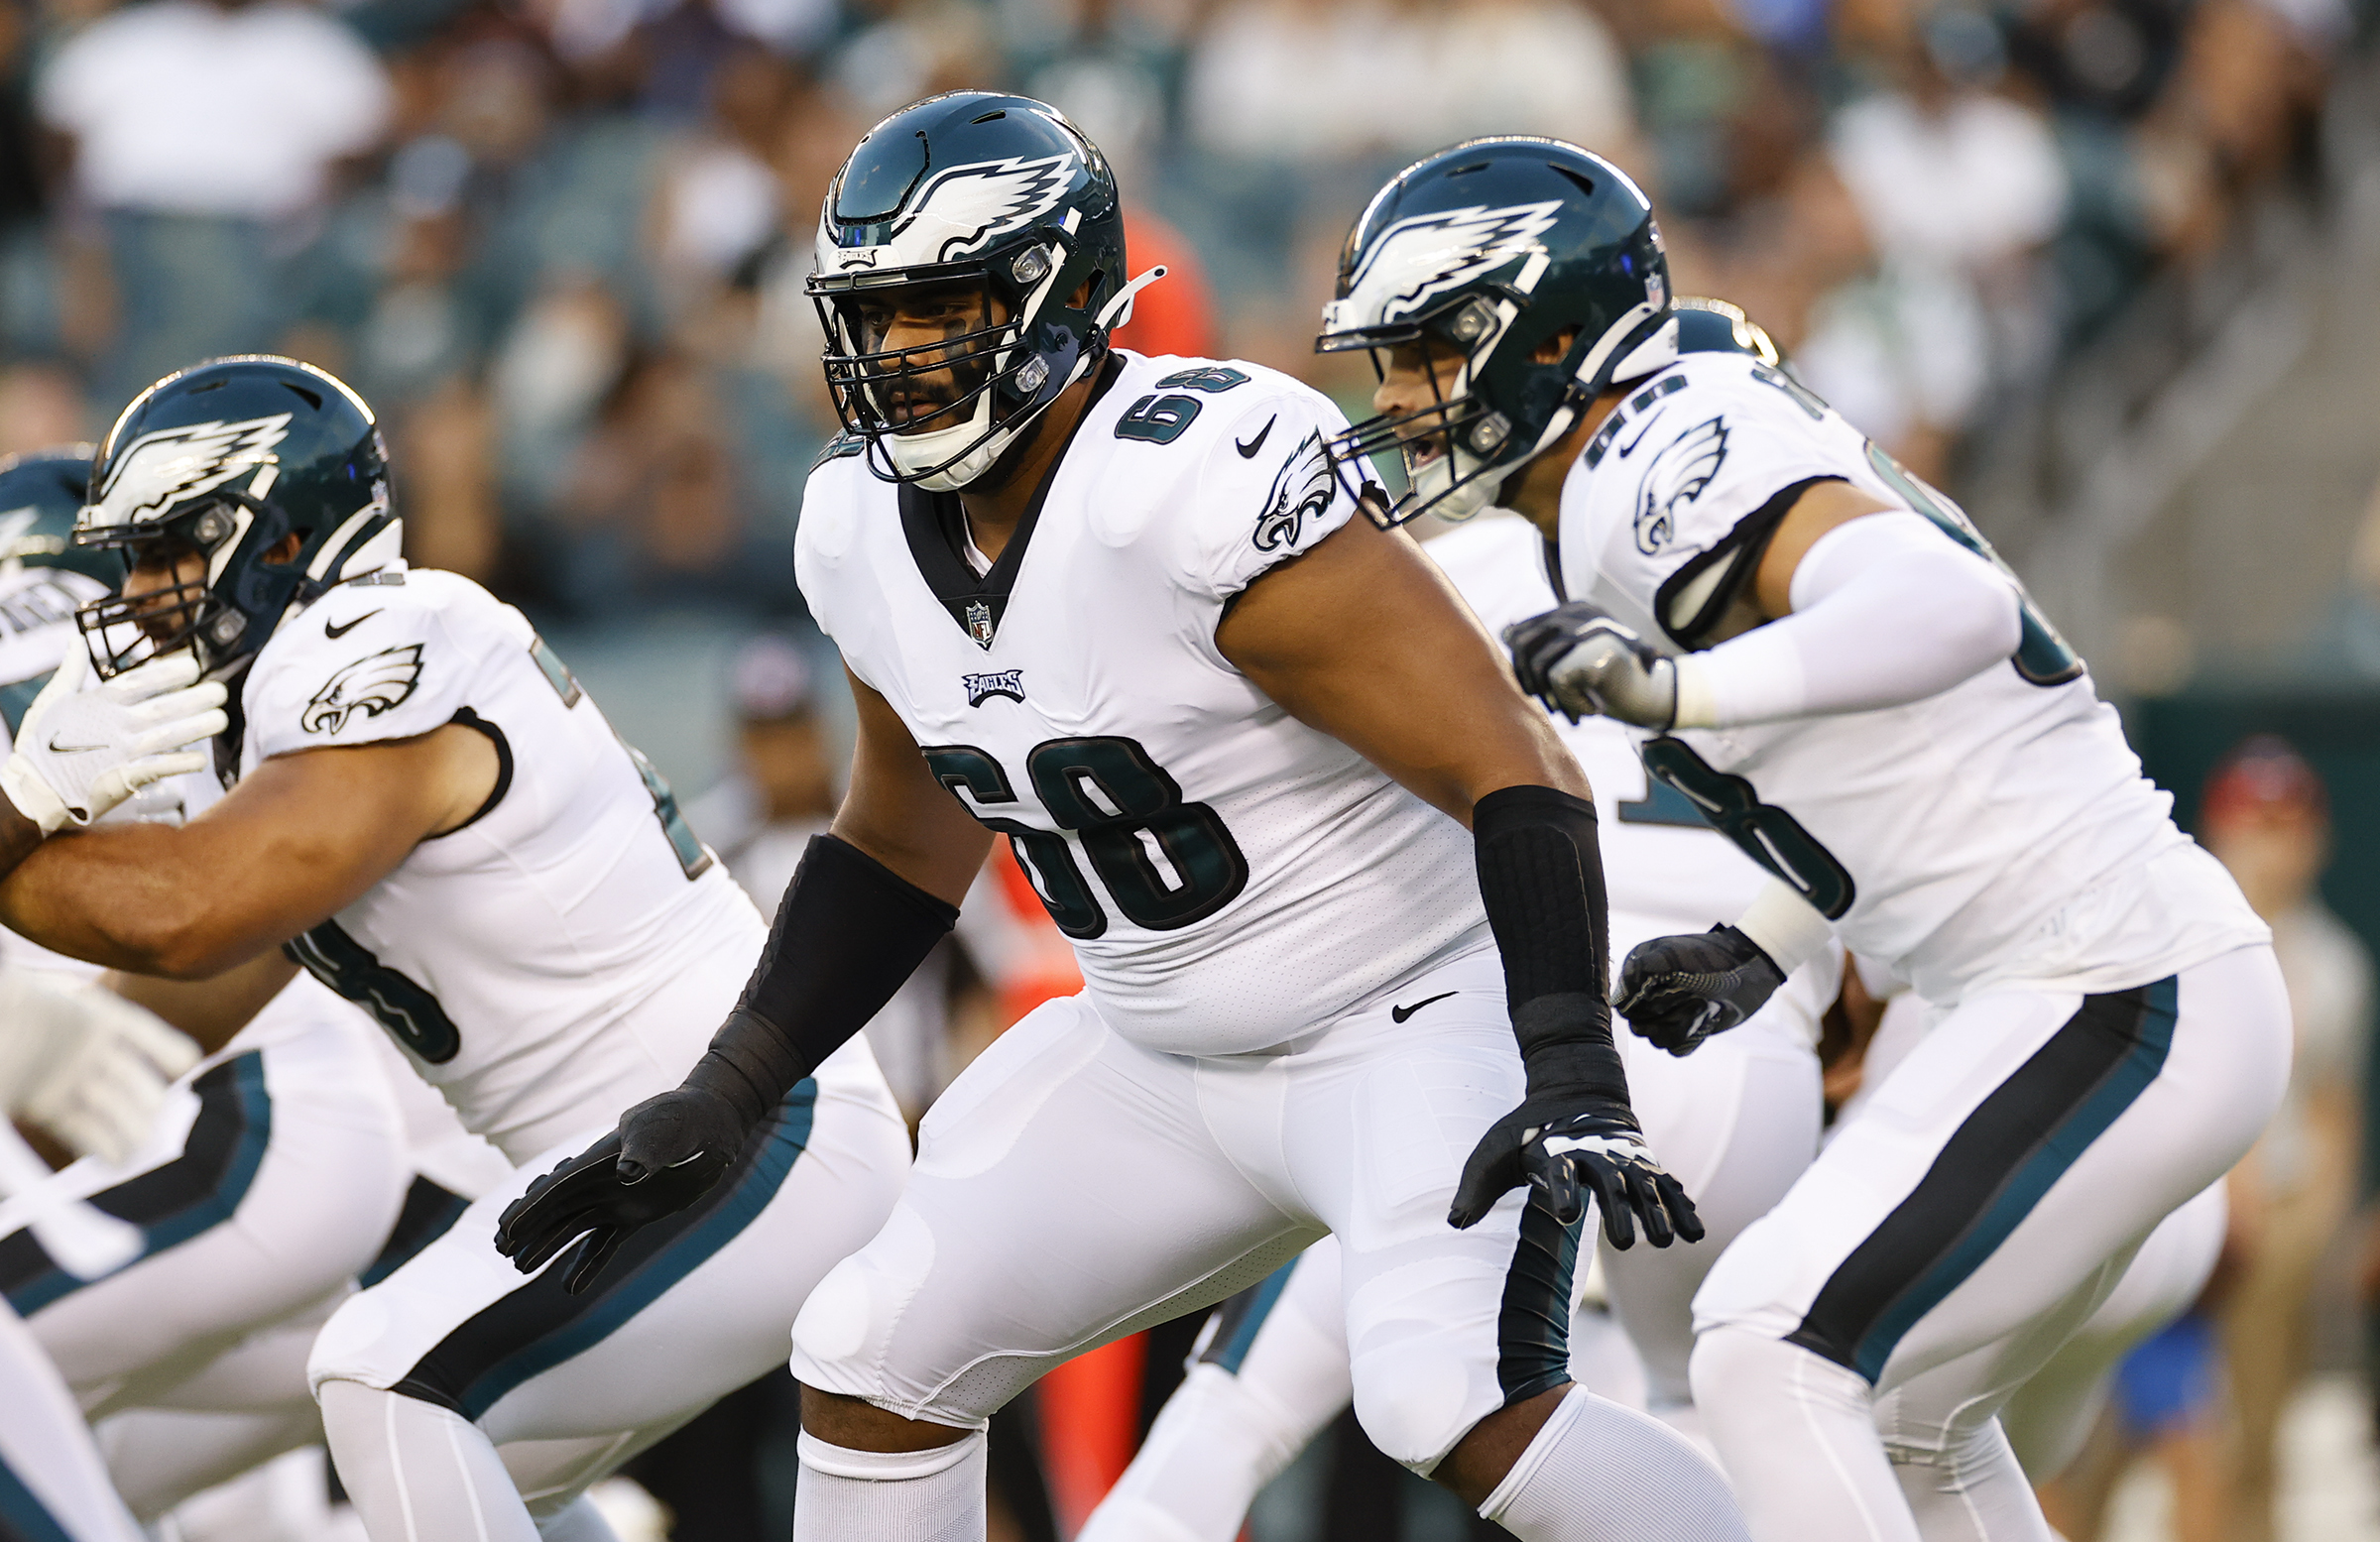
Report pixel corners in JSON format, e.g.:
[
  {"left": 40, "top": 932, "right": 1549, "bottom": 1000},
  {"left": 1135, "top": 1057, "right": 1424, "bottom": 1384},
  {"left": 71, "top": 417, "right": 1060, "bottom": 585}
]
[{"left": 898, "top": 353, "right": 1124, "bottom": 651}]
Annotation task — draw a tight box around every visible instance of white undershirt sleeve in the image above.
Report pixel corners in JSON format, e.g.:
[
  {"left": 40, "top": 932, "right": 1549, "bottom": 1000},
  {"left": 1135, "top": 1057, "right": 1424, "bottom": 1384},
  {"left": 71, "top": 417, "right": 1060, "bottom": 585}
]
[{"left": 1671, "top": 512, "right": 2021, "bottom": 729}]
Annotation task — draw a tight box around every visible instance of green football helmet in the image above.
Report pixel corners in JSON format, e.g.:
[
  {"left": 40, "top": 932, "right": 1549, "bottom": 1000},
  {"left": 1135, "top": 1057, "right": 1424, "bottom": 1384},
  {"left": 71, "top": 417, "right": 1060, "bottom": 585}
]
[
  {"left": 1318, "top": 137, "right": 1677, "bottom": 525},
  {"left": 808, "top": 91, "right": 1143, "bottom": 492},
  {"left": 0, "top": 446, "right": 118, "bottom": 589},
  {"left": 73, "top": 356, "right": 397, "bottom": 679}
]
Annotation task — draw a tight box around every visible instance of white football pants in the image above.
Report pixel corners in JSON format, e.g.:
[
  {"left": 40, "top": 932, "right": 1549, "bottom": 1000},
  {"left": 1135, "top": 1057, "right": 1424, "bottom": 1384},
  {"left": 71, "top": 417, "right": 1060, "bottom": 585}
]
[
  {"left": 790, "top": 947, "right": 1748, "bottom": 1541},
  {"left": 1076, "top": 920, "right": 1827, "bottom": 1542},
  {"left": 1690, "top": 944, "right": 2289, "bottom": 1542},
  {"left": 310, "top": 1036, "right": 908, "bottom": 1540}
]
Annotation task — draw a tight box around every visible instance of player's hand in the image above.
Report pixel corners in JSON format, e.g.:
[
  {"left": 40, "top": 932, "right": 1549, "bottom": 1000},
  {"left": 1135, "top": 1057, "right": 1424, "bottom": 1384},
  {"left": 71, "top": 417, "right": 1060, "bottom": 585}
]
[
  {"left": 493, "top": 1085, "right": 746, "bottom": 1293},
  {"left": 0, "top": 649, "right": 228, "bottom": 834},
  {"left": 1449, "top": 1093, "right": 1703, "bottom": 1251},
  {"left": 1615, "top": 925, "right": 1786, "bottom": 1056},
  {"left": 1502, "top": 602, "right": 1678, "bottom": 728},
  {"left": 0, "top": 970, "right": 197, "bottom": 1165}
]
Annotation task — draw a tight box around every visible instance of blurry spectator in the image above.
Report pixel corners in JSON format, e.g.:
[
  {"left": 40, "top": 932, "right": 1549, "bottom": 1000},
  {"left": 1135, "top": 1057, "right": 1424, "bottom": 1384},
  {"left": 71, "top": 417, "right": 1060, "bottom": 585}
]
[
  {"left": 1, "top": 0, "right": 55, "bottom": 358},
  {"left": 831, "top": 0, "right": 1002, "bottom": 118},
  {"left": 1012, "top": 0, "right": 1191, "bottom": 183},
  {"left": 36, "top": 0, "right": 393, "bottom": 403},
  {"left": 1187, "top": 0, "right": 1631, "bottom": 168},
  {"left": 0, "top": 361, "right": 87, "bottom": 456},
  {"left": 1798, "top": 2, "right": 2066, "bottom": 471},
  {"left": 2200, "top": 736, "right": 2372, "bottom": 1542}
]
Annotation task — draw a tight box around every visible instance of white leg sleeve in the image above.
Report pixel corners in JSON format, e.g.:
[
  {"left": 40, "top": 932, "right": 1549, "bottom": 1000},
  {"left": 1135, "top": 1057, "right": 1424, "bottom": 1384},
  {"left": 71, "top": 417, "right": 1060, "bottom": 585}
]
[
  {"left": 1478, "top": 1386, "right": 1750, "bottom": 1542},
  {"left": 1890, "top": 1419, "right": 2054, "bottom": 1542},
  {"left": 319, "top": 1378, "right": 541, "bottom": 1542},
  {"left": 1691, "top": 1326, "right": 1917, "bottom": 1542},
  {"left": 792, "top": 1429, "right": 987, "bottom": 1542},
  {"left": 1083, "top": 1240, "right": 1353, "bottom": 1542},
  {"left": 532, "top": 1494, "right": 621, "bottom": 1542}
]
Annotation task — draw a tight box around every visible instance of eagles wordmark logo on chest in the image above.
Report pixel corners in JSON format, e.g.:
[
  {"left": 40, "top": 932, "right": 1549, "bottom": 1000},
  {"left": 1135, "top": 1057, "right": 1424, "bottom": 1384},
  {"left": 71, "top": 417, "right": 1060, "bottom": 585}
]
[
  {"left": 963, "top": 668, "right": 1024, "bottom": 707},
  {"left": 303, "top": 645, "right": 423, "bottom": 734}
]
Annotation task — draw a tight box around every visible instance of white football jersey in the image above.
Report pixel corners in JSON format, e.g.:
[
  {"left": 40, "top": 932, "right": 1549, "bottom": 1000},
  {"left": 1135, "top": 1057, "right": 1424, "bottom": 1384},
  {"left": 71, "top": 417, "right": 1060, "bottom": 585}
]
[
  {"left": 0, "top": 560, "right": 368, "bottom": 1063},
  {"left": 798, "top": 350, "right": 1489, "bottom": 1055},
  {"left": 1426, "top": 516, "right": 1769, "bottom": 934},
  {"left": 1428, "top": 515, "right": 1830, "bottom": 1050},
  {"left": 236, "top": 562, "right": 777, "bottom": 1161},
  {"left": 1555, "top": 350, "right": 2264, "bottom": 1002}
]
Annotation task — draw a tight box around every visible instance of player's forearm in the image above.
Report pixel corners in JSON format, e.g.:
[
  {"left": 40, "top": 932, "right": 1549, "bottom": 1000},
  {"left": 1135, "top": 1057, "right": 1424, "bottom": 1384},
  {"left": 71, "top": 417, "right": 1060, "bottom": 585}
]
[
  {"left": 1675, "top": 513, "right": 2020, "bottom": 729},
  {"left": 688, "top": 834, "right": 963, "bottom": 1124},
  {"left": 1473, "top": 786, "right": 1628, "bottom": 1101},
  {"left": 0, "top": 798, "right": 42, "bottom": 884},
  {"left": 0, "top": 825, "right": 288, "bottom": 978}
]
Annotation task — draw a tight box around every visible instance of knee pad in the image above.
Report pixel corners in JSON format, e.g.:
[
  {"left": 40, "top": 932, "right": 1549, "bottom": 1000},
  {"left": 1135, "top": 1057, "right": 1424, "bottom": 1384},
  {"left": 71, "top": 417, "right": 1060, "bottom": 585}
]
[
  {"left": 1689, "top": 1325, "right": 1872, "bottom": 1426},
  {"left": 1348, "top": 1344, "right": 1483, "bottom": 1474},
  {"left": 789, "top": 1208, "right": 935, "bottom": 1401}
]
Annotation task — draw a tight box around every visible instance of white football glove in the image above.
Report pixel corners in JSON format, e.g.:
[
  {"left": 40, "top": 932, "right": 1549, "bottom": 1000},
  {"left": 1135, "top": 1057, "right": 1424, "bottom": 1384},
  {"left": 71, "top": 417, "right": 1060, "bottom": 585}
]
[
  {"left": 0, "top": 969, "right": 197, "bottom": 1165},
  {"left": 0, "top": 647, "right": 228, "bottom": 834}
]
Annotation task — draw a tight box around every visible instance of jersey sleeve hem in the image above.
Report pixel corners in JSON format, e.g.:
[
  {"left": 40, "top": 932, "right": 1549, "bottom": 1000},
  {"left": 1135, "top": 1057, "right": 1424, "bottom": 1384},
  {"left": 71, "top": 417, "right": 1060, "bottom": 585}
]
[{"left": 1653, "top": 473, "right": 1845, "bottom": 650}]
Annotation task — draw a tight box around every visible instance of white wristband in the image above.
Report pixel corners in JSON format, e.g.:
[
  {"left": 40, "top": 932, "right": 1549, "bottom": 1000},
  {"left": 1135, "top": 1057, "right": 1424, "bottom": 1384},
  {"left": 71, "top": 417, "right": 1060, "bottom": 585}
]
[{"left": 1734, "top": 879, "right": 1834, "bottom": 975}]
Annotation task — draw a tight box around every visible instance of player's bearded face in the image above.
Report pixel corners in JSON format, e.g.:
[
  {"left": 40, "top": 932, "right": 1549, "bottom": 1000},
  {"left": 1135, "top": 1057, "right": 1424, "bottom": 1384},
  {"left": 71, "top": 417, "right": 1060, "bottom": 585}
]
[
  {"left": 119, "top": 538, "right": 210, "bottom": 647},
  {"left": 851, "top": 282, "right": 1010, "bottom": 434},
  {"left": 1369, "top": 335, "right": 1476, "bottom": 471}
]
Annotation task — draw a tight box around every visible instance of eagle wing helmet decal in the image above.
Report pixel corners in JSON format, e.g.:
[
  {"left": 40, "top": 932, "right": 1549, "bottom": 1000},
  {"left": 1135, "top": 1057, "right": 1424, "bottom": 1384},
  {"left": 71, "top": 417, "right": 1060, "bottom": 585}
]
[
  {"left": 86, "top": 415, "right": 294, "bottom": 529},
  {"left": 1633, "top": 416, "right": 1729, "bottom": 555},
  {"left": 1340, "top": 200, "right": 1564, "bottom": 329},
  {"left": 833, "top": 153, "right": 1079, "bottom": 271},
  {"left": 303, "top": 644, "right": 424, "bottom": 735}
]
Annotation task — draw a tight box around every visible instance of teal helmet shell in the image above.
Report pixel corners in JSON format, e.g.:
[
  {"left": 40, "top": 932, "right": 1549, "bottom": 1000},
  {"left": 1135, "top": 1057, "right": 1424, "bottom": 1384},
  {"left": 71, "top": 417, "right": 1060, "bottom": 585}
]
[
  {"left": 74, "top": 356, "right": 396, "bottom": 678},
  {"left": 0, "top": 446, "right": 118, "bottom": 589},
  {"left": 1318, "top": 137, "right": 1676, "bottom": 525},
  {"left": 808, "top": 91, "right": 1135, "bottom": 492}
]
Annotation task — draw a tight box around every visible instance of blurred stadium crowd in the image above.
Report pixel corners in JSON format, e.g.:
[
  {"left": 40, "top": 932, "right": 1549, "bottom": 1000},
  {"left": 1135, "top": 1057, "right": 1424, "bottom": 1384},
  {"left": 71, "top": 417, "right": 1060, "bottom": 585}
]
[{"left": 0, "top": 0, "right": 2358, "bottom": 628}]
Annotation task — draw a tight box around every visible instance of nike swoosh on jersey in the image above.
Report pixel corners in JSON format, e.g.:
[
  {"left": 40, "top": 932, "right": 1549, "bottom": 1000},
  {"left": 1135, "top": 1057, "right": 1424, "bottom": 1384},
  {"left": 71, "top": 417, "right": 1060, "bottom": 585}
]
[
  {"left": 1615, "top": 412, "right": 1667, "bottom": 459},
  {"left": 325, "top": 611, "right": 382, "bottom": 640},
  {"left": 1236, "top": 416, "right": 1277, "bottom": 459},
  {"left": 1389, "top": 990, "right": 1458, "bottom": 1022}
]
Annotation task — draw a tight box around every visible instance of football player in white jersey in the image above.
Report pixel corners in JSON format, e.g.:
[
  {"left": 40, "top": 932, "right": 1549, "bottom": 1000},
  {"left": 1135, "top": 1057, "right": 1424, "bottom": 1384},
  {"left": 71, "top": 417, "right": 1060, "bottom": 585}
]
[
  {"left": 0, "top": 359, "right": 912, "bottom": 1542},
  {"left": 495, "top": 92, "right": 1744, "bottom": 1542},
  {"left": 0, "top": 448, "right": 415, "bottom": 1527},
  {"left": 0, "top": 448, "right": 225, "bottom": 1542},
  {"left": 1079, "top": 304, "right": 1841, "bottom": 1542},
  {"left": 1319, "top": 137, "right": 2282, "bottom": 1541}
]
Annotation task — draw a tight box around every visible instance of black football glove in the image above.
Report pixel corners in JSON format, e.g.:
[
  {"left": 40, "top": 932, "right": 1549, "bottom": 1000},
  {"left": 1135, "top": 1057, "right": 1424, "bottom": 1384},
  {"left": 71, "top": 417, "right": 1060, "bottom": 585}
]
[
  {"left": 1502, "top": 602, "right": 1678, "bottom": 729},
  {"left": 493, "top": 1085, "right": 747, "bottom": 1293},
  {"left": 1615, "top": 925, "right": 1786, "bottom": 1056},
  {"left": 1449, "top": 1092, "right": 1703, "bottom": 1250}
]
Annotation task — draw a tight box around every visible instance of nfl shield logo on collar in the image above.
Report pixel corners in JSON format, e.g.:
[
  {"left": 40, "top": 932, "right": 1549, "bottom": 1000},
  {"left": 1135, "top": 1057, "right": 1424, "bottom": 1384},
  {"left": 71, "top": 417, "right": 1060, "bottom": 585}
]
[{"left": 966, "top": 599, "right": 996, "bottom": 649}]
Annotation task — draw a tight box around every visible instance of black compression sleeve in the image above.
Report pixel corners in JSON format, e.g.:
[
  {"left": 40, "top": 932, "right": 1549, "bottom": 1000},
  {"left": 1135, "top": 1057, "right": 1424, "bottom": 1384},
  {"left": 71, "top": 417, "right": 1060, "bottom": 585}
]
[
  {"left": 686, "top": 834, "right": 959, "bottom": 1125},
  {"left": 1472, "top": 784, "right": 1627, "bottom": 1104}
]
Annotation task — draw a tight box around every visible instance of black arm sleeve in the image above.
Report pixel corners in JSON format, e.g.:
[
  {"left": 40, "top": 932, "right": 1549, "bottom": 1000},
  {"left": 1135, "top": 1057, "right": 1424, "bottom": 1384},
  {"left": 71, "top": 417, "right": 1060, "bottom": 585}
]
[
  {"left": 1472, "top": 784, "right": 1628, "bottom": 1105},
  {"left": 686, "top": 834, "right": 960, "bottom": 1125}
]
